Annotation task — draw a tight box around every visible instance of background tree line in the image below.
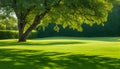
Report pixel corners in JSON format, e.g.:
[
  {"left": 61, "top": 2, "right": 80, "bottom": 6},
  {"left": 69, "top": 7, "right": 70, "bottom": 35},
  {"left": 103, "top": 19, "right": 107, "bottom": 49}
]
[{"left": 0, "top": 15, "right": 17, "bottom": 30}]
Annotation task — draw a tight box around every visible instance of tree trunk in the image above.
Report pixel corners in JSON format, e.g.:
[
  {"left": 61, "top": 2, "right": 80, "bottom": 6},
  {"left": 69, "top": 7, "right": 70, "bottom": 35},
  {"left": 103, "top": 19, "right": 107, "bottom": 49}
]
[
  {"left": 18, "top": 15, "right": 41, "bottom": 42},
  {"left": 17, "top": 9, "right": 49, "bottom": 42},
  {"left": 18, "top": 17, "right": 27, "bottom": 42},
  {"left": 18, "top": 28, "right": 30, "bottom": 42},
  {"left": 18, "top": 35, "right": 27, "bottom": 42}
]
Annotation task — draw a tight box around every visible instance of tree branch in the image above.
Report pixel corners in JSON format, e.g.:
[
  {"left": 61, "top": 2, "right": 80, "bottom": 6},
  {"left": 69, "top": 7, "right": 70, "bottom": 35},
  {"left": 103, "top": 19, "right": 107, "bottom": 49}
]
[
  {"left": 23, "top": 10, "right": 49, "bottom": 37},
  {"left": 23, "top": 0, "right": 51, "bottom": 37}
]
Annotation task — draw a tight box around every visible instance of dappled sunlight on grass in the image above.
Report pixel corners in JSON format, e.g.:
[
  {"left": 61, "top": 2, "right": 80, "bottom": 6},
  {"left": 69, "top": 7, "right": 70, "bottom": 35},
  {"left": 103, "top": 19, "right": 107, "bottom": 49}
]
[
  {"left": 0, "top": 49, "right": 119, "bottom": 69},
  {"left": 0, "top": 40, "right": 85, "bottom": 46},
  {"left": 0, "top": 37, "right": 120, "bottom": 69}
]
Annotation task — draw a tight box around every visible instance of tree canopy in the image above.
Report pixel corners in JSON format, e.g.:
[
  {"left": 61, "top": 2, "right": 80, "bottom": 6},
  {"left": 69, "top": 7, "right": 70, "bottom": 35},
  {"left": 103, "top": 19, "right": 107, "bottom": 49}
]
[
  {"left": 0, "top": 0, "right": 116, "bottom": 42},
  {"left": 0, "top": 14, "right": 17, "bottom": 30}
]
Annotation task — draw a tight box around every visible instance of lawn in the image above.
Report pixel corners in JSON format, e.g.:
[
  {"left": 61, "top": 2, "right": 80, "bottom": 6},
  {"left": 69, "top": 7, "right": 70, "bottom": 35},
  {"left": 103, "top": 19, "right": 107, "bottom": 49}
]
[{"left": 0, "top": 37, "right": 120, "bottom": 69}]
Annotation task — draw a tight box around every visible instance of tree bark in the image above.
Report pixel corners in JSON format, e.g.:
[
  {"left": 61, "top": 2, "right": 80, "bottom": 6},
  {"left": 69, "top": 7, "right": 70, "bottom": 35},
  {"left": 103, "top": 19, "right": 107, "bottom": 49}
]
[
  {"left": 18, "top": 11, "right": 48, "bottom": 42},
  {"left": 17, "top": 0, "right": 50, "bottom": 42},
  {"left": 18, "top": 17, "right": 27, "bottom": 42},
  {"left": 18, "top": 35, "right": 27, "bottom": 42}
]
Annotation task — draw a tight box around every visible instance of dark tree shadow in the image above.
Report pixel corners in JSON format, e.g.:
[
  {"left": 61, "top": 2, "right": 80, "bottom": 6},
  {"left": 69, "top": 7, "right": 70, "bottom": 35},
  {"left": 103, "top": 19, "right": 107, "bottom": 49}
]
[
  {"left": 77, "top": 37, "right": 120, "bottom": 42},
  {"left": 0, "top": 49, "right": 119, "bottom": 69},
  {"left": 0, "top": 41, "right": 85, "bottom": 46},
  {"left": 0, "top": 37, "right": 119, "bottom": 47},
  {"left": 34, "top": 37, "right": 120, "bottom": 42}
]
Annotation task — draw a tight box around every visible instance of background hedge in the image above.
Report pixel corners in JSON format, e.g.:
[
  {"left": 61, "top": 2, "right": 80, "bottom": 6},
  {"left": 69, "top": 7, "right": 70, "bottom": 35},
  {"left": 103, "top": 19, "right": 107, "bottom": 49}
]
[{"left": 0, "top": 30, "right": 37, "bottom": 39}]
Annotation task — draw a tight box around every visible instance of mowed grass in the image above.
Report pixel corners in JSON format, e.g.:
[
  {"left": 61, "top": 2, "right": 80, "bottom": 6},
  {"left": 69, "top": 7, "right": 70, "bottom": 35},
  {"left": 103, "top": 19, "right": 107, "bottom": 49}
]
[{"left": 0, "top": 37, "right": 120, "bottom": 69}]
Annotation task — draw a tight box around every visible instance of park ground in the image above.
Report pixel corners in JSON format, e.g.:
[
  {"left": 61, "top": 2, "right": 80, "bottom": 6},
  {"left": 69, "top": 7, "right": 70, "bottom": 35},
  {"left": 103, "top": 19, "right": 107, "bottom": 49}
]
[{"left": 0, "top": 37, "right": 120, "bottom": 69}]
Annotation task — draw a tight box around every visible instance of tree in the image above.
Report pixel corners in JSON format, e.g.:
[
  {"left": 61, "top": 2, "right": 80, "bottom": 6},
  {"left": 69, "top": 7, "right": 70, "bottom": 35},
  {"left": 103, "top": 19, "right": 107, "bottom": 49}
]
[
  {"left": 0, "top": 15, "right": 17, "bottom": 30},
  {"left": 0, "top": 0, "right": 114, "bottom": 42},
  {"left": 0, "top": 23, "right": 6, "bottom": 30}
]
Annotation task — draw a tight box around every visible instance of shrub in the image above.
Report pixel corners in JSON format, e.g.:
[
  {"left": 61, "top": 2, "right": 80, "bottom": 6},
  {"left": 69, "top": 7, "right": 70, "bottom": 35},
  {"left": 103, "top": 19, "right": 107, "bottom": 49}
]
[
  {"left": 0, "top": 30, "right": 38, "bottom": 39},
  {"left": 28, "top": 30, "right": 38, "bottom": 39},
  {"left": 0, "top": 30, "right": 18, "bottom": 39}
]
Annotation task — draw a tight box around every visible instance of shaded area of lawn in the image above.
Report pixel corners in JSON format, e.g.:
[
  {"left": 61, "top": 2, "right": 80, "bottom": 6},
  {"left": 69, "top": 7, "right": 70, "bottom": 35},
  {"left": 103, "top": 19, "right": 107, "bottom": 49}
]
[
  {"left": 0, "top": 49, "right": 119, "bottom": 69},
  {"left": 0, "top": 37, "right": 120, "bottom": 47},
  {"left": 0, "top": 37, "right": 120, "bottom": 46},
  {"left": 0, "top": 41, "right": 85, "bottom": 46},
  {"left": 78, "top": 37, "right": 120, "bottom": 42},
  {"left": 36, "top": 37, "right": 120, "bottom": 42}
]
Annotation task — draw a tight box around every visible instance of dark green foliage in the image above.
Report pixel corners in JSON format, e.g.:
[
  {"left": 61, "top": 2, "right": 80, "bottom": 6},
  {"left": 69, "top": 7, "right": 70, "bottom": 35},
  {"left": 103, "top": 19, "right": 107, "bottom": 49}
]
[
  {"left": 0, "top": 0, "right": 113, "bottom": 32},
  {"left": 0, "top": 30, "right": 18, "bottom": 39},
  {"left": 28, "top": 30, "right": 38, "bottom": 39},
  {"left": 0, "top": 30, "right": 37, "bottom": 39},
  {"left": 37, "top": 5, "right": 120, "bottom": 37},
  {"left": 0, "top": 0, "right": 119, "bottom": 41}
]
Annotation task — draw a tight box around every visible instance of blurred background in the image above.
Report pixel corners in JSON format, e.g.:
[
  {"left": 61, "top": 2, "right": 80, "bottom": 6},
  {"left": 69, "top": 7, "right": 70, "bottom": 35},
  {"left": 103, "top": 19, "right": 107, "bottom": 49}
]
[{"left": 0, "top": 4, "right": 120, "bottom": 39}]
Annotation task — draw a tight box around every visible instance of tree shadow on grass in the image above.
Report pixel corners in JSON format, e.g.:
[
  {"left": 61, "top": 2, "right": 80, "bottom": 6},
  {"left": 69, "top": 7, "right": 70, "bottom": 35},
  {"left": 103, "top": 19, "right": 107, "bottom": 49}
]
[
  {"left": 35, "top": 37, "right": 120, "bottom": 42},
  {"left": 75, "top": 37, "right": 120, "bottom": 42},
  {"left": 0, "top": 41, "right": 85, "bottom": 46},
  {"left": 0, "top": 49, "right": 119, "bottom": 69}
]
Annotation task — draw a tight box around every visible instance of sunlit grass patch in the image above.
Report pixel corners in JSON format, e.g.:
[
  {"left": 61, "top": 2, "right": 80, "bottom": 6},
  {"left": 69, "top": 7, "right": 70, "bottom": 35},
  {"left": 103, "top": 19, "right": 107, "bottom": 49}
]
[{"left": 0, "top": 37, "right": 120, "bottom": 69}]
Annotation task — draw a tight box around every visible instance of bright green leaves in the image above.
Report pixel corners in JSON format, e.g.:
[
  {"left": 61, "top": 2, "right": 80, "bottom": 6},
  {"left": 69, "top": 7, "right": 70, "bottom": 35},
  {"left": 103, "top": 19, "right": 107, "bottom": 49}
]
[
  {"left": 0, "top": 15, "right": 17, "bottom": 30},
  {"left": 54, "top": 25, "right": 60, "bottom": 32},
  {"left": 0, "top": 23, "right": 6, "bottom": 30},
  {"left": 40, "top": 0, "right": 113, "bottom": 32},
  {"left": 0, "top": 0, "right": 114, "bottom": 32}
]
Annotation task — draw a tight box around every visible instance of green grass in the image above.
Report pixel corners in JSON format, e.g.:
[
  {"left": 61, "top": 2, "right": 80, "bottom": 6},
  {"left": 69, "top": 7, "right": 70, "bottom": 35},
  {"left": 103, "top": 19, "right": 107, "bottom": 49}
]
[{"left": 0, "top": 37, "right": 120, "bottom": 69}]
